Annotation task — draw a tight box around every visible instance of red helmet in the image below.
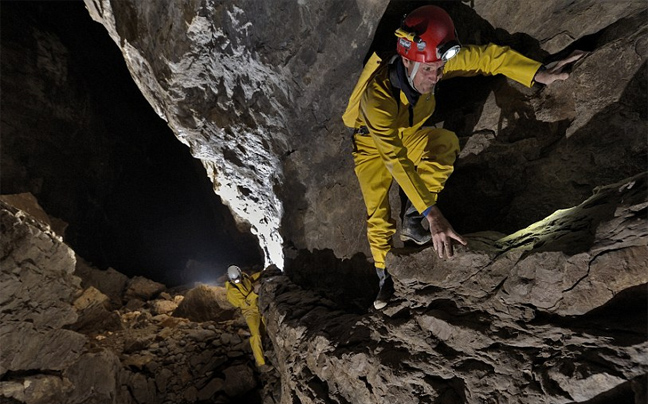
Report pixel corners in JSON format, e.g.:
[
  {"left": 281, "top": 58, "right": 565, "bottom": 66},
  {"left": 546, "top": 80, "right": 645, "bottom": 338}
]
[{"left": 395, "top": 5, "right": 461, "bottom": 63}]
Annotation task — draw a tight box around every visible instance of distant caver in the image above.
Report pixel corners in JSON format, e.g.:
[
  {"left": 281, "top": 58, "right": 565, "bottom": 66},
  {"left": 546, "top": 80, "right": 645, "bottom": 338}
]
[{"left": 225, "top": 265, "right": 272, "bottom": 372}]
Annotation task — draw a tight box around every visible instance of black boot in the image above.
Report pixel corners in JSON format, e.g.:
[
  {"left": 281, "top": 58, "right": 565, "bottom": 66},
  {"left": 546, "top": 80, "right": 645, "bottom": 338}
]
[
  {"left": 374, "top": 267, "right": 394, "bottom": 310},
  {"left": 399, "top": 199, "right": 431, "bottom": 245}
]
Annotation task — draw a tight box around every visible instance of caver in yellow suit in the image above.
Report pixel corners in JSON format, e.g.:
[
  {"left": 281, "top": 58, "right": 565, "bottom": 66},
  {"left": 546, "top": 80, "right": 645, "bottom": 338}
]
[
  {"left": 225, "top": 266, "right": 266, "bottom": 367},
  {"left": 343, "top": 5, "right": 542, "bottom": 308}
]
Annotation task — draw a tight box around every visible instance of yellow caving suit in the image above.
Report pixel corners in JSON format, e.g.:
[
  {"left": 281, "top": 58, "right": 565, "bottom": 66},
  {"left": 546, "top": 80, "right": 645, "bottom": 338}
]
[
  {"left": 345, "top": 44, "right": 542, "bottom": 270},
  {"left": 226, "top": 272, "right": 265, "bottom": 366}
]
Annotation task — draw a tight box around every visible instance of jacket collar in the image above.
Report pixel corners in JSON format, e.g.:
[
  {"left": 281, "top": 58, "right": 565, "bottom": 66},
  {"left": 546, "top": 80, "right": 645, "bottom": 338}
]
[{"left": 391, "top": 58, "right": 420, "bottom": 106}]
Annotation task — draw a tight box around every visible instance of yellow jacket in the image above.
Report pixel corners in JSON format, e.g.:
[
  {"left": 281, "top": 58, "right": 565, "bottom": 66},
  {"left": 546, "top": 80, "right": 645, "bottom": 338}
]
[
  {"left": 344, "top": 44, "right": 542, "bottom": 214},
  {"left": 226, "top": 272, "right": 262, "bottom": 311}
]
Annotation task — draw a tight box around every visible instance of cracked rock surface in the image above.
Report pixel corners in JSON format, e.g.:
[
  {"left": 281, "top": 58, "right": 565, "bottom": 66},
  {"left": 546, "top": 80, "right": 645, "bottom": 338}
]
[
  {"left": 263, "top": 175, "right": 647, "bottom": 404},
  {"left": 1, "top": 0, "right": 647, "bottom": 403},
  {"left": 0, "top": 198, "right": 278, "bottom": 404}
]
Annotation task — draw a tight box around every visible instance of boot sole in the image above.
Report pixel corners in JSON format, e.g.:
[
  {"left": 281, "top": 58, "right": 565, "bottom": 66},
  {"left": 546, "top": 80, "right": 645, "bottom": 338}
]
[
  {"left": 399, "top": 234, "right": 431, "bottom": 245},
  {"left": 373, "top": 300, "right": 388, "bottom": 310}
]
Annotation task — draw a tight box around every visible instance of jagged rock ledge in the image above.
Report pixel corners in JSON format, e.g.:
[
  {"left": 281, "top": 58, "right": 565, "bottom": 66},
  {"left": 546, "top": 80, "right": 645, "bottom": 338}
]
[{"left": 262, "top": 174, "right": 648, "bottom": 404}]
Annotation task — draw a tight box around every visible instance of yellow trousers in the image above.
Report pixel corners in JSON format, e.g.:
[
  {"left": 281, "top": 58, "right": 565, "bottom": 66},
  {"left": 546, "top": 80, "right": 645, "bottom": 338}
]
[
  {"left": 353, "top": 127, "right": 459, "bottom": 269},
  {"left": 242, "top": 308, "right": 265, "bottom": 366}
]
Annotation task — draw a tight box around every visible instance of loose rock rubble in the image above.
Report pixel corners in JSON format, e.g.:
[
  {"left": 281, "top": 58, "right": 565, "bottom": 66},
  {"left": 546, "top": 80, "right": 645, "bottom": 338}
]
[{"left": 0, "top": 197, "right": 279, "bottom": 404}]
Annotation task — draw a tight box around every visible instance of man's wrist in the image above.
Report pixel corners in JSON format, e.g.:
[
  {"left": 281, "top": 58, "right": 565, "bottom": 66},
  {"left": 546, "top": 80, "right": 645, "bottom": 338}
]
[{"left": 533, "top": 65, "right": 547, "bottom": 83}]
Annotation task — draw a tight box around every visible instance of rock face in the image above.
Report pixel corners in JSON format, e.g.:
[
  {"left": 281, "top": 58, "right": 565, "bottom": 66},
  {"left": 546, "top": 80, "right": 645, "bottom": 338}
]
[
  {"left": 0, "top": 1, "right": 263, "bottom": 285},
  {"left": 2, "top": 0, "right": 647, "bottom": 403},
  {"left": 81, "top": 0, "right": 389, "bottom": 268},
  {"left": 0, "top": 200, "right": 84, "bottom": 372},
  {"left": 0, "top": 197, "right": 276, "bottom": 404},
  {"left": 263, "top": 175, "right": 647, "bottom": 403},
  {"left": 470, "top": 0, "right": 647, "bottom": 54},
  {"left": 0, "top": 198, "right": 116, "bottom": 404},
  {"left": 80, "top": 0, "right": 647, "bottom": 271}
]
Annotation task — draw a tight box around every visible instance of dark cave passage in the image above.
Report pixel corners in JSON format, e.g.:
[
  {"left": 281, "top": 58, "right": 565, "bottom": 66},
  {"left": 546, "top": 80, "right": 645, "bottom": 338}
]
[{"left": 0, "top": 0, "right": 264, "bottom": 286}]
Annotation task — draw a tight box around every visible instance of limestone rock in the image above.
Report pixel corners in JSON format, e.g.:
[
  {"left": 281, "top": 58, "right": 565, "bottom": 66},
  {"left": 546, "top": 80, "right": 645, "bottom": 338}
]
[
  {"left": 79, "top": 0, "right": 647, "bottom": 279},
  {"left": 0, "top": 319, "right": 87, "bottom": 375},
  {"left": 0, "top": 187, "right": 271, "bottom": 404},
  {"left": 0, "top": 201, "right": 81, "bottom": 329},
  {"left": 81, "top": 0, "right": 390, "bottom": 268},
  {"left": 173, "top": 284, "right": 237, "bottom": 322},
  {"left": 2, "top": 1, "right": 647, "bottom": 403},
  {"left": 71, "top": 286, "right": 122, "bottom": 333},
  {"left": 0, "top": 201, "right": 87, "bottom": 379},
  {"left": 64, "top": 350, "right": 126, "bottom": 404},
  {"left": 265, "top": 175, "right": 648, "bottom": 404},
  {"left": 469, "top": 0, "right": 646, "bottom": 54},
  {"left": 0, "top": 193, "right": 52, "bottom": 227},
  {"left": 75, "top": 258, "right": 130, "bottom": 309},
  {"left": 0, "top": 200, "right": 109, "bottom": 403},
  {"left": 149, "top": 298, "right": 179, "bottom": 316},
  {"left": 124, "top": 276, "right": 166, "bottom": 302},
  {"left": 0, "top": 375, "right": 73, "bottom": 404}
]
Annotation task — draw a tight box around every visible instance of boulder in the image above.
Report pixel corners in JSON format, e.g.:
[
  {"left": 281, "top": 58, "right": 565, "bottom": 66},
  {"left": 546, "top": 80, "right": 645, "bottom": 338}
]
[{"left": 173, "top": 285, "right": 237, "bottom": 322}]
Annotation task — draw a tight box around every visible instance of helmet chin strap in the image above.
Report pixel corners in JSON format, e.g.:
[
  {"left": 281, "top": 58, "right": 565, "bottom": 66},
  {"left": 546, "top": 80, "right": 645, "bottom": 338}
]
[{"left": 406, "top": 61, "right": 422, "bottom": 93}]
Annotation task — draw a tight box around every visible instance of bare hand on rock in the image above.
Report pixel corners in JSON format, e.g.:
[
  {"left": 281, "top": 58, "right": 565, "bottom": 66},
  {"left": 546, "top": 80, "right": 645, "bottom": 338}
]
[
  {"left": 534, "top": 50, "right": 588, "bottom": 85},
  {"left": 425, "top": 205, "right": 467, "bottom": 259}
]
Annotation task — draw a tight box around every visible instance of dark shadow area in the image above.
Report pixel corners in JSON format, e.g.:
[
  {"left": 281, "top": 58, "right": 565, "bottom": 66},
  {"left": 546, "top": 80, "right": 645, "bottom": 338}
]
[
  {"left": 356, "top": 1, "right": 646, "bottom": 238},
  {"left": 531, "top": 284, "right": 648, "bottom": 347},
  {"left": 421, "top": 299, "right": 493, "bottom": 334},
  {"left": 567, "top": 376, "right": 639, "bottom": 404},
  {"left": 0, "top": 1, "right": 263, "bottom": 286},
  {"left": 476, "top": 63, "right": 644, "bottom": 234},
  {"left": 436, "top": 26, "right": 647, "bottom": 235},
  {"left": 283, "top": 249, "right": 377, "bottom": 314}
]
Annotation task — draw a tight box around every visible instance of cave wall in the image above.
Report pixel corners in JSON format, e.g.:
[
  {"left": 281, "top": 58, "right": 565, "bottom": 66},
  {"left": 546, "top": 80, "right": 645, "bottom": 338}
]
[
  {"left": 81, "top": 0, "right": 388, "bottom": 268},
  {"left": 470, "top": 0, "right": 646, "bottom": 54},
  {"left": 261, "top": 174, "right": 648, "bottom": 403},
  {"left": 0, "top": 1, "right": 263, "bottom": 285},
  {"left": 81, "top": 0, "right": 646, "bottom": 269},
  {"left": 1, "top": 1, "right": 646, "bottom": 403},
  {"left": 0, "top": 197, "right": 276, "bottom": 404}
]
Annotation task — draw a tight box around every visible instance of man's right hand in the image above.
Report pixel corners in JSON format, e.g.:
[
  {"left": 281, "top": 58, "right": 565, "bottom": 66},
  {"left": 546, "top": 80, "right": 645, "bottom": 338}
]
[{"left": 425, "top": 205, "right": 467, "bottom": 259}]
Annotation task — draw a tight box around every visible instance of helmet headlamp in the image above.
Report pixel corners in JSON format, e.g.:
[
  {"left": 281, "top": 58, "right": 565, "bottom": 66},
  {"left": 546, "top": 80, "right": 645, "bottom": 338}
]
[{"left": 438, "top": 40, "right": 461, "bottom": 61}]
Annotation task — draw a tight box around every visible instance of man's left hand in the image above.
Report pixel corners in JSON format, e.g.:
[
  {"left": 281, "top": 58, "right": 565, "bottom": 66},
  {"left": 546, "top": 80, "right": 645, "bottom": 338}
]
[
  {"left": 426, "top": 206, "right": 467, "bottom": 259},
  {"left": 534, "top": 50, "right": 587, "bottom": 86}
]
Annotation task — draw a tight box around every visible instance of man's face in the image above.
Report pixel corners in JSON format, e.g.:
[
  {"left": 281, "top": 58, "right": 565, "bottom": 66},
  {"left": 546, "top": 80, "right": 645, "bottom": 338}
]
[{"left": 403, "top": 58, "right": 445, "bottom": 94}]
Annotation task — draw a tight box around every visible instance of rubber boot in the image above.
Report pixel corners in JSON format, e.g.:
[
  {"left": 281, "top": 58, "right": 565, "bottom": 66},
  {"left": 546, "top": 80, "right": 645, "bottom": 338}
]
[
  {"left": 373, "top": 267, "right": 394, "bottom": 310},
  {"left": 399, "top": 199, "right": 431, "bottom": 245}
]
